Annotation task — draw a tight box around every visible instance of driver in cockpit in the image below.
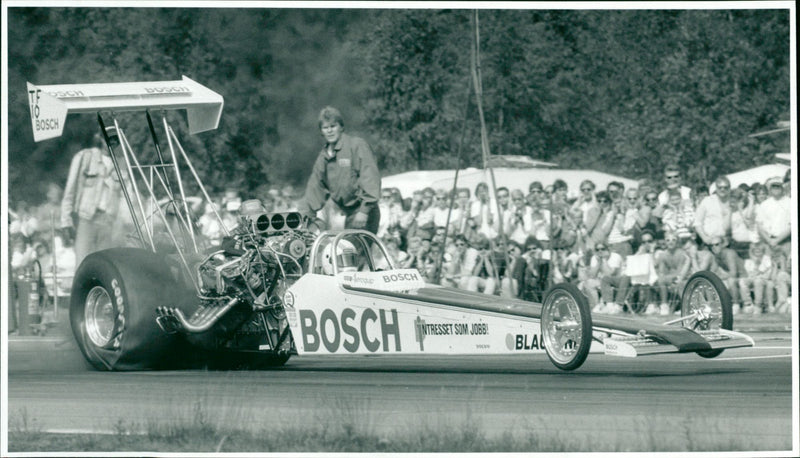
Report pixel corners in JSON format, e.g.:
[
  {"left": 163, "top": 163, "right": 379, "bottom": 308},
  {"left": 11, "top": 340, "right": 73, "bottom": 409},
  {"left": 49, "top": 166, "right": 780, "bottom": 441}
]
[{"left": 320, "top": 238, "right": 370, "bottom": 275}]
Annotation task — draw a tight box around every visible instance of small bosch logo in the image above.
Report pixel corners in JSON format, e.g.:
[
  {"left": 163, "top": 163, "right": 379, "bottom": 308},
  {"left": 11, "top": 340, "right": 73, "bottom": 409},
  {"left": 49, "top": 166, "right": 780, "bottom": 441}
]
[{"left": 283, "top": 291, "right": 295, "bottom": 308}]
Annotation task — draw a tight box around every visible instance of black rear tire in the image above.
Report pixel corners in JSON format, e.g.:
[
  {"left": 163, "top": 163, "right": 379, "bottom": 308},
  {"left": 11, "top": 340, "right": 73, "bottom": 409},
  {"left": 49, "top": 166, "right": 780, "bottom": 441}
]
[
  {"left": 680, "top": 270, "right": 733, "bottom": 359},
  {"left": 541, "top": 283, "right": 593, "bottom": 371},
  {"left": 70, "top": 248, "right": 194, "bottom": 370}
]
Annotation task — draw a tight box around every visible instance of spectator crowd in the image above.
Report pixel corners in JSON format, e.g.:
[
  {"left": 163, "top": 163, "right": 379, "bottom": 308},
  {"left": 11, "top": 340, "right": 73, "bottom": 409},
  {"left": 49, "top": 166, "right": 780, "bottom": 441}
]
[
  {"left": 369, "top": 163, "right": 793, "bottom": 317},
  {"left": 9, "top": 162, "right": 793, "bottom": 327}
]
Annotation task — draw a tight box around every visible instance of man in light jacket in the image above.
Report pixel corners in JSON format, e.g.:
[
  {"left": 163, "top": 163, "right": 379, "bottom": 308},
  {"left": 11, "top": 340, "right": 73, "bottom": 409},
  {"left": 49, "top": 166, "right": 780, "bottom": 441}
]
[{"left": 60, "top": 129, "right": 125, "bottom": 265}]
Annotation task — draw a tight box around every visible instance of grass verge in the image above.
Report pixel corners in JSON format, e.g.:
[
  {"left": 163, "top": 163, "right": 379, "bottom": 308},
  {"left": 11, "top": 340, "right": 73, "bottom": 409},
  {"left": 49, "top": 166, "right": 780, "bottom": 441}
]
[{"left": 8, "top": 403, "right": 792, "bottom": 453}]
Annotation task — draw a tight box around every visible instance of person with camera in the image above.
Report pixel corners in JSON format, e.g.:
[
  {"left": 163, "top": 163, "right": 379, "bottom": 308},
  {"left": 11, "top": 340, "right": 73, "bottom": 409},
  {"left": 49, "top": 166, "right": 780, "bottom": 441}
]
[
  {"left": 440, "top": 234, "right": 478, "bottom": 289},
  {"left": 504, "top": 189, "right": 532, "bottom": 245},
  {"left": 527, "top": 188, "right": 551, "bottom": 245},
  {"left": 463, "top": 236, "right": 498, "bottom": 295},
  {"left": 587, "top": 191, "right": 617, "bottom": 251},
  {"left": 500, "top": 240, "right": 527, "bottom": 298},
  {"left": 519, "top": 237, "right": 551, "bottom": 302},
  {"left": 469, "top": 182, "right": 497, "bottom": 239}
]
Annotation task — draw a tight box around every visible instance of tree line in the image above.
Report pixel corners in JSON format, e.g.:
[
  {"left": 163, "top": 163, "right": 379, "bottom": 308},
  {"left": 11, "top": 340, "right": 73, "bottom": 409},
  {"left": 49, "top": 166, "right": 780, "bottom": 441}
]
[{"left": 6, "top": 7, "right": 789, "bottom": 205}]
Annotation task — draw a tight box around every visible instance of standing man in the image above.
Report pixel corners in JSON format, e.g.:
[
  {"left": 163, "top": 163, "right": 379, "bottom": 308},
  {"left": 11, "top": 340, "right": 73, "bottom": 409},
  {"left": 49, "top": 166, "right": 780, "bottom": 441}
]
[
  {"left": 299, "top": 106, "right": 381, "bottom": 234},
  {"left": 694, "top": 176, "right": 732, "bottom": 246},
  {"left": 61, "top": 129, "right": 125, "bottom": 266},
  {"left": 755, "top": 176, "right": 791, "bottom": 257}
]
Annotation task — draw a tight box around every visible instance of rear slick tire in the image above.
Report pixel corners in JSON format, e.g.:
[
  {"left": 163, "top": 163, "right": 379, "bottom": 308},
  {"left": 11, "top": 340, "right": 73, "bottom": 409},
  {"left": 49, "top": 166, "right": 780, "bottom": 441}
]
[
  {"left": 541, "top": 283, "right": 593, "bottom": 371},
  {"left": 70, "top": 248, "right": 193, "bottom": 370}
]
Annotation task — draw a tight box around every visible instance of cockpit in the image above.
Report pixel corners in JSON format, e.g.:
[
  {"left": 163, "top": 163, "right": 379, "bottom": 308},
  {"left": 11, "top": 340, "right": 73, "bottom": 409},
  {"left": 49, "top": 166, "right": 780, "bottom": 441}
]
[{"left": 308, "top": 230, "right": 395, "bottom": 276}]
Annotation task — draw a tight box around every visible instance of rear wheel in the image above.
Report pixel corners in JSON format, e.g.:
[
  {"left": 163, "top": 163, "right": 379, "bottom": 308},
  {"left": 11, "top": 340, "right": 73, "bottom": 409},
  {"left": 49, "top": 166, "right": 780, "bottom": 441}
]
[
  {"left": 680, "top": 271, "right": 733, "bottom": 358},
  {"left": 541, "top": 283, "right": 592, "bottom": 371},
  {"left": 70, "top": 248, "right": 194, "bottom": 370}
]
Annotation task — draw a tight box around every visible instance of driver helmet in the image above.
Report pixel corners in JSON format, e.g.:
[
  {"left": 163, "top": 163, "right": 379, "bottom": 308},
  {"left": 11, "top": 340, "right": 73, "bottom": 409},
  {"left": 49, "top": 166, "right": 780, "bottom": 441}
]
[{"left": 322, "top": 239, "right": 359, "bottom": 274}]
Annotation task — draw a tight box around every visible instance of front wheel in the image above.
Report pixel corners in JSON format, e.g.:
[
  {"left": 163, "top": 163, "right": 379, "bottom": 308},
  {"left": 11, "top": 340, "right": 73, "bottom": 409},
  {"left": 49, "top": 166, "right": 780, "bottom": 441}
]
[
  {"left": 541, "top": 283, "right": 593, "bottom": 371},
  {"left": 680, "top": 271, "right": 733, "bottom": 359}
]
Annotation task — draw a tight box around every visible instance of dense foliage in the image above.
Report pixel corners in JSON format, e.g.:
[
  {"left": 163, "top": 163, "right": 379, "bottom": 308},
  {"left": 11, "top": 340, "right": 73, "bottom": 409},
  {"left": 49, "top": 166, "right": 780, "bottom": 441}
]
[{"left": 6, "top": 7, "right": 789, "bottom": 204}]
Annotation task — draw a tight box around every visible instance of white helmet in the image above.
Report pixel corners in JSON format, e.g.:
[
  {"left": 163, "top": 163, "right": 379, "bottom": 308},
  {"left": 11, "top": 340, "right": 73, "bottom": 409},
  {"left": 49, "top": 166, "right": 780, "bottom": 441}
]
[{"left": 322, "top": 239, "right": 359, "bottom": 275}]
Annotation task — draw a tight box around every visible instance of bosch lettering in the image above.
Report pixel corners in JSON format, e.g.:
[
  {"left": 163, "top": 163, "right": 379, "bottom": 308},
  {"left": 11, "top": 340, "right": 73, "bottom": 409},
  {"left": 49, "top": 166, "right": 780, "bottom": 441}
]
[
  {"left": 46, "top": 90, "right": 85, "bottom": 98},
  {"left": 382, "top": 273, "right": 419, "bottom": 282},
  {"left": 299, "top": 308, "right": 401, "bottom": 353},
  {"left": 35, "top": 118, "right": 59, "bottom": 131},
  {"left": 145, "top": 86, "right": 191, "bottom": 94}
]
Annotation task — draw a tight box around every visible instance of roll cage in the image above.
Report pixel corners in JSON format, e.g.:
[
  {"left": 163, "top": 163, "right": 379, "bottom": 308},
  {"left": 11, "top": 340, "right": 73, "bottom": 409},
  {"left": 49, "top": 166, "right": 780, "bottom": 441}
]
[{"left": 308, "top": 230, "right": 396, "bottom": 276}]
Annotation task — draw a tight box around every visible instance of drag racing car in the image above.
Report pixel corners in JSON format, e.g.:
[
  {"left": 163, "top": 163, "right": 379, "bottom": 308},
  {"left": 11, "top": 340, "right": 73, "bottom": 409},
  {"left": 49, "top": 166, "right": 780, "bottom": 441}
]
[{"left": 27, "top": 77, "right": 754, "bottom": 371}]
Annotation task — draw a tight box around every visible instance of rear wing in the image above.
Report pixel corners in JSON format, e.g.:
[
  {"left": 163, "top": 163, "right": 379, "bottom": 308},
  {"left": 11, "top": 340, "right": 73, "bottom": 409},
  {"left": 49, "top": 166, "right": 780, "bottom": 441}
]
[{"left": 26, "top": 75, "right": 223, "bottom": 142}]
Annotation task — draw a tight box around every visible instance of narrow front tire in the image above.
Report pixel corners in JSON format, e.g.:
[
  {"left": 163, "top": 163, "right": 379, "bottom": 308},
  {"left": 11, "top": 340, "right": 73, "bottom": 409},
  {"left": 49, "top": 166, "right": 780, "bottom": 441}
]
[
  {"left": 541, "top": 283, "right": 593, "bottom": 371},
  {"left": 680, "top": 271, "right": 733, "bottom": 359}
]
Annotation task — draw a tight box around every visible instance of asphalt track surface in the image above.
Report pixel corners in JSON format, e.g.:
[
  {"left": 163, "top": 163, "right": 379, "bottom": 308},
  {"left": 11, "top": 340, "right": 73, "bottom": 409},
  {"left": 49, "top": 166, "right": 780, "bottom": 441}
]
[{"left": 5, "top": 332, "right": 794, "bottom": 452}]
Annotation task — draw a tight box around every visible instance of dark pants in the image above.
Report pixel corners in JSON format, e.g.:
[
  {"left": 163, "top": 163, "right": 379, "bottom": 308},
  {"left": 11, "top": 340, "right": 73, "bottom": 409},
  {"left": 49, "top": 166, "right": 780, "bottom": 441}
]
[{"left": 344, "top": 205, "right": 381, "bottom": 235}]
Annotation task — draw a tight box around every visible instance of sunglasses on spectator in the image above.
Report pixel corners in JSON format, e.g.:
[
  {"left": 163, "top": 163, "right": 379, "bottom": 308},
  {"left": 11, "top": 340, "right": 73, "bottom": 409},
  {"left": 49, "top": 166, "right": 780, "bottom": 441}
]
[
  {"left": 645, "top": 196, "right": 658, "bottom": 202},
  {"left": 716, "top": 185, "right": 730, "bottom": 190},
  {"left": 598, "top": 199, "right": 610, "bottom": 204},
  {"left": 455, "top": 242, "right": 466, "bottom": 247},
  {"left": 627, "top": 197, "right": 638, "bottom": 201},
  {"left": 666, "top": 174, "right": 680, "bottom": 180},
  {"left": 596, "top": 246, "right": 608, "bottom": 251}
]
